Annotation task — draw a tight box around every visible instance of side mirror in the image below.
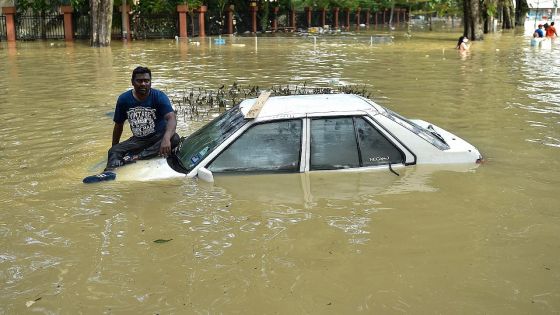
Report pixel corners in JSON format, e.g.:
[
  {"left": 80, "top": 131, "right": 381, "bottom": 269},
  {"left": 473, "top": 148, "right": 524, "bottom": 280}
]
[{"left": 197, "top": 167, "right": 214, "bottom": 183}]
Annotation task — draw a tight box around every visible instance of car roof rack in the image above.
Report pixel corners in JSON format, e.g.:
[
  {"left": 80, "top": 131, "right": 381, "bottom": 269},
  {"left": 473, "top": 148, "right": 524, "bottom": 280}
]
[{"left": 244, "top": 90, "right": 271, "bottom": 119}]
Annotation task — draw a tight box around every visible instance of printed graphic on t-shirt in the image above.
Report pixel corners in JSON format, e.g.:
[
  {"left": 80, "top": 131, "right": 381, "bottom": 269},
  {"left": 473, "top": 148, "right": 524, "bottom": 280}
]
[{"left": 127, "top": 107, "right": 157, "bottom": 137}]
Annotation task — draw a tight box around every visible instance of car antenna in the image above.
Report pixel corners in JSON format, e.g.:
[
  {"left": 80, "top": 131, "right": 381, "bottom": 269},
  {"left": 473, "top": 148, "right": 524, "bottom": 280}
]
[{"left": 388, "top": 163, "right": 400, "bottom": 176}]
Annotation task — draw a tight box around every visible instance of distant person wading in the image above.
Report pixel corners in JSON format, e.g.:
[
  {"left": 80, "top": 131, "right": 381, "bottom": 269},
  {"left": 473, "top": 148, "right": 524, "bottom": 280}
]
[{"left": 456, "top": 36, "right": 469, "bottom": 51}]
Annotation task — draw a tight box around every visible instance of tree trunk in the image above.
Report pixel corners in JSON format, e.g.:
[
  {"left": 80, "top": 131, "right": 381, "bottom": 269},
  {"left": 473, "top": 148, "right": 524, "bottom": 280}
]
[
  {"left": 502, "top": 0, "right": 515, "bottom": 29},
  {"left": 90, "top": 0, "right": 113, "bottom": 47},
  {"left": 463, "top": 0, "right": 484, "bottom": 40},
  {"left": 514, "top": 0, "right": 528, "bottom": 26}
]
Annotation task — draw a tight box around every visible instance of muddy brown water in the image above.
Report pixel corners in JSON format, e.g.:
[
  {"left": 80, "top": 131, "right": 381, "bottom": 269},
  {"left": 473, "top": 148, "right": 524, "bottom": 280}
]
[{"left": 1, "top": 27, "right": 559, "bottom": 313}]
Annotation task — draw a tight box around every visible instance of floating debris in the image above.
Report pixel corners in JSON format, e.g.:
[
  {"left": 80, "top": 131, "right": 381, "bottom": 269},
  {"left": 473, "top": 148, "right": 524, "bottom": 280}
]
[{"left": 153, "top": 239, "right": 173, "bottom": 244}]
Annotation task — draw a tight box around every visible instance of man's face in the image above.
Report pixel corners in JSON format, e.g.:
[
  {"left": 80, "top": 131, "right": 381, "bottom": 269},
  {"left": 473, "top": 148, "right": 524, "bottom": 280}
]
[{"left": 132, "top": 73, "right": 151, "bottom": 96}]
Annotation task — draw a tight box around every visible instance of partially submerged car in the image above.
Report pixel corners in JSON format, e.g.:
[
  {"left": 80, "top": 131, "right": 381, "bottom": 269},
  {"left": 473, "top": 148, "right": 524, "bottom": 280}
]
[
  {"left": 147, "top": 93, "right": 482, "bottom": 182},
  {"left": 106, "top": 93, "right": 483, "bottom": 182}
]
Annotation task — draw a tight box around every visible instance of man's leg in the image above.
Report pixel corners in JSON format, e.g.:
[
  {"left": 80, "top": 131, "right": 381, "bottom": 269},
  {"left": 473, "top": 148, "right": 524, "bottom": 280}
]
[
  {"left": 137, "top": 133, "right": 181, "bottom": 160},
  {"left": 105, "top": 136, "right": 155, "bottom": 171}
]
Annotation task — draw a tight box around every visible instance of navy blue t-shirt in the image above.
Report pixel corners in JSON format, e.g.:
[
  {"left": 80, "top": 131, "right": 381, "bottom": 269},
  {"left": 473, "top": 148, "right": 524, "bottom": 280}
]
[{"left": 113, "top": 89, "right": 173, "bottom": 138}]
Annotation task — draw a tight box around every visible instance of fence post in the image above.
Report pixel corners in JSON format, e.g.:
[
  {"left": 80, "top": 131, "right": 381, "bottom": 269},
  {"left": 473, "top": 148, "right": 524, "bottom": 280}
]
[
  {"left": 60, "top": 5, "right": 74, "bottom": 41},
  {"left": 2, "top": 7, "right": 16, "bottom": 42},
  {"left": 333, "top": 7, "right": 339, "bottom": 30},
  {"left": 177, "top": 4, "right": 188, "bottom": 38},
  {"left": 198, "top": 5, "right": 207, "bottom": 37}
]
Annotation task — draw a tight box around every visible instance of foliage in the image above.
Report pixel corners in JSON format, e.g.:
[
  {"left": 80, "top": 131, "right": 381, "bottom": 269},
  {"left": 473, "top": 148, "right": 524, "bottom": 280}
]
[
  {"left": 483, "top": 0, "right": 497, "bottom": 16},
  {"left": 133, "top": 0, "right": 185, "bottom": 14},
  {"left": 16, "top": 0, "right": 63, "bottom": 13}
]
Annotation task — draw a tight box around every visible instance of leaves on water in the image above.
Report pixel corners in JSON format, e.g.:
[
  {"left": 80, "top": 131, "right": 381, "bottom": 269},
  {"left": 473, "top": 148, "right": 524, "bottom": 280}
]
[{"left": 153, "top": 238, "right": 173, "bottom": 244}]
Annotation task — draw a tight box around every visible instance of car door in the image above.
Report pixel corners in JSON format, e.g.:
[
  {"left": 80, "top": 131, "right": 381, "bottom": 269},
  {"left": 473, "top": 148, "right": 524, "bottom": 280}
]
[
  {"left": 206, "top": 119, "right": 303, "bottom": 173},
  {"left": 305, "top": 116, "right": 408, "bottom": 172}
]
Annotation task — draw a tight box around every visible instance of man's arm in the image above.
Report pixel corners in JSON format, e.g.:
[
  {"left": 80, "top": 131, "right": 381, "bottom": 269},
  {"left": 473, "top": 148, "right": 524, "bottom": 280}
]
[
  {"left": 112, "top": 122, "right": 124, "bottom": 146},
  {"left": 159, "top": 111, "right": 177, "bottom": 156}
]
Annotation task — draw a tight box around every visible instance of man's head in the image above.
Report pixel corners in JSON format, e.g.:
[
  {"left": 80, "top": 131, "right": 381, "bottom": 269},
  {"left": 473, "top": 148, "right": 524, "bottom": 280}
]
[
  {"left": 131, "top": 66, "right": 152, "bottom": 97},
  {"left": 539, "top": 24, "right": 543, "bottom": 29},
  {"left": 551, "top": 22, "right": 555, "bottom": 26}
]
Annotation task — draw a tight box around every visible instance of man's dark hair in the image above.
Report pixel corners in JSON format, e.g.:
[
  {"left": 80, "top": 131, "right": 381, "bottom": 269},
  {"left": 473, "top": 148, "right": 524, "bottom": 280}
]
[{"left": 132, "top": 66, "right": 151, "bottom": 80}]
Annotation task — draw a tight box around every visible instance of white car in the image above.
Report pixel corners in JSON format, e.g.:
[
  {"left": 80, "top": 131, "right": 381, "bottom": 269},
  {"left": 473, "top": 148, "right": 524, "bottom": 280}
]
[{"left": 114, "top": 93, "right": 483, "bottom": 182}]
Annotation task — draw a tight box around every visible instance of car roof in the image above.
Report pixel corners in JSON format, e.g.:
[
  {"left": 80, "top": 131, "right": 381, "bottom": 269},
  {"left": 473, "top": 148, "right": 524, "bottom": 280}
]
[{"left": 239, "top": 94, "right": 386, "bottom": 119}]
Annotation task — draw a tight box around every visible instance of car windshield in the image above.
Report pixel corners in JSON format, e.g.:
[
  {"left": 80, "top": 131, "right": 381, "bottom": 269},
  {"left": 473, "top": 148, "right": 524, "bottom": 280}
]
[
  {"left": 383, "top": 108, "right": 450, "bottom": 150},
  {"left": 175, "top": 106, "right": 248, "bottom": 172}
]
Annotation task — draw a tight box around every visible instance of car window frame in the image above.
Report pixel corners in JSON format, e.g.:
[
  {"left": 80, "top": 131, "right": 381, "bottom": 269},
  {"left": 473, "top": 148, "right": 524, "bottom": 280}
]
[{"left": 204, "top": 118, "right": 304, "bottom": 174}]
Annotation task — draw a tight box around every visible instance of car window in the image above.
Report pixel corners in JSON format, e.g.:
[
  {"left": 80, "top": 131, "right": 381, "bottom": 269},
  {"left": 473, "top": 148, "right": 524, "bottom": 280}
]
[
  {"left": 175, "top": 106, "right": 247, "bottom": 172},
  {"left": 208, "top": 119, "right": 302, "bottom": 173},
  {"left": 383, "top": 109, "right": 450, "bottom": 150},
  {"left": 310, "top": 117, "right": 360, "bottom": 170},
  {"left": 354, "top": 117, "right": 404, "bottom": 166}
]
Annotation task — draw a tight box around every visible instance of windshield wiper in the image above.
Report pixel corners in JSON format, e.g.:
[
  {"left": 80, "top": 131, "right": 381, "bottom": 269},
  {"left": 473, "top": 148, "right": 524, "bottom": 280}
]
[{"left": 427, "top": 124, "right": 448, "bottom": 145}]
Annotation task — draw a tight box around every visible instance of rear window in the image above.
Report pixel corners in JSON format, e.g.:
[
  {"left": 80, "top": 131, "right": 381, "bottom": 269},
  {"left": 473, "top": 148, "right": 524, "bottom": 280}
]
[{"left": 383, "top": 109, "right": 450, "bottom": 150}]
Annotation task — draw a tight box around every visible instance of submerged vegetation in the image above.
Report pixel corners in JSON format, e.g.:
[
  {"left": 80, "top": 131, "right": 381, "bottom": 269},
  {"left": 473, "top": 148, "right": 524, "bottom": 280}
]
[{"left": 171, "top": 82, "right": 373, "bottom": 121}]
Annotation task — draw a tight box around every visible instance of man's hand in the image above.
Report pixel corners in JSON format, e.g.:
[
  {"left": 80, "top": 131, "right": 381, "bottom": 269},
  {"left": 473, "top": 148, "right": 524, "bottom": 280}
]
[
  {"left": 159, "top": 136, "right": 172, "bottom": 157},
  {"left": 160, "top": 111, "right": 177, "bottom": 157}
]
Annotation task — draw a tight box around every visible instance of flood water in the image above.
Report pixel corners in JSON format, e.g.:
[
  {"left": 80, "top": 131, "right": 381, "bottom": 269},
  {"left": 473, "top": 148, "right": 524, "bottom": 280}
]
[{"left": 1, "top": 25, "right": 559, "bottom": 313}]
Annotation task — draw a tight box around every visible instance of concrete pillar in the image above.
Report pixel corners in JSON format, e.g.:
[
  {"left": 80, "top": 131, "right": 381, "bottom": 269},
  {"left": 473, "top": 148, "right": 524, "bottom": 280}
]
[
  {"left": 60, "top": 5, "right": 74, "bottom": 41},
  {"left": 198, "top": 5, "right": 207, "bottom": 37},
  {"left": 249, "top": 4, "right": 257, "bottom": 33},
  {"left": 227, "top": 5, "right": 234, "bottom": 35},
  {"left": 305, "top": 7, "right": 311, "bottom": 28},
  {"left": 177, "top": 4, "right": 188, "bottom": 38},
  {"left": 333, "top": 7, "right": 339, "bottom": 29},
  {"left": 2, "top": 6, "right": 16, "bottom": 42},
  {"left": 344, "top": 8, "right": 350, "bottom": 31},
  {"left": 383, "top": 9, "right": 387, "bottom": 24},
  {"left": 290, "top": 9, "right": 296, "bottom": 30},
  {"left": 118, "top": 4, "right": 131, "bottom": 40},
  {"left": 355, "top": 7, "right": 361, "bottom": 31},
  {"left": 272, "top": 6, "right": 279, "bottom": 32}
]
